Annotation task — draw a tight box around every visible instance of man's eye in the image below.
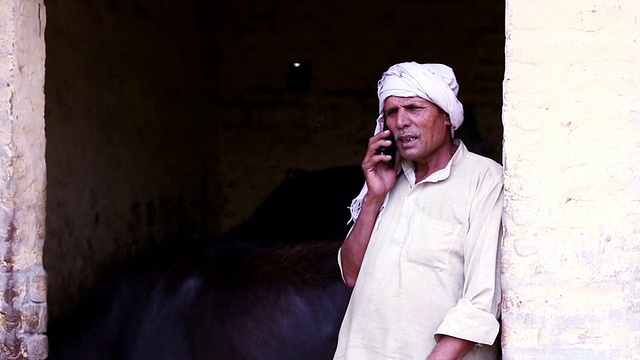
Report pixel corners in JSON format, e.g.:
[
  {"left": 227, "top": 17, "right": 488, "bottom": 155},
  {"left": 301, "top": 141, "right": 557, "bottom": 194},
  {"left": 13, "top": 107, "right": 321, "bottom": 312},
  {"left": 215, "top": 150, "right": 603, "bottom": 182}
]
[{"left": 385, "top": 109, "right": 397, "bottom": 116}]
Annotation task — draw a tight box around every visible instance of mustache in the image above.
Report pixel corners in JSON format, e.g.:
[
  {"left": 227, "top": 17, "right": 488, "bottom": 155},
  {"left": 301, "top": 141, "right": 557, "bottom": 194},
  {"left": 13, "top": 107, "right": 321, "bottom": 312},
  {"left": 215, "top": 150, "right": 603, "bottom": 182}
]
[{"left": 393, "top": 129, "right": 420, "bottom": 140}]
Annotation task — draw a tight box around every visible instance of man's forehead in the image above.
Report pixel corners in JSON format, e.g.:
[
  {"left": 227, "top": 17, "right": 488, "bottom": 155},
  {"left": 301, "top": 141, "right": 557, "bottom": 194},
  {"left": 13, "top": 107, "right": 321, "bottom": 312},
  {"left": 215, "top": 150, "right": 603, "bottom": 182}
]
[{"left": 383, "top": 96, "right": 435, "bottom": 108}]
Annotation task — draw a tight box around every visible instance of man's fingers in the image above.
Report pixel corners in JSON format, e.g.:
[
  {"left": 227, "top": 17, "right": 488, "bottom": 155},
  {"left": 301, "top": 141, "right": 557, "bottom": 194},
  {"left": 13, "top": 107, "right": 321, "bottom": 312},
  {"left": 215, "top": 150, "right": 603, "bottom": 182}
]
[
  {"left": 367, "top": 131, "right": 394, "bottom": 154},
  {"left": 363, "top": 154, "right": 393, "bottom": 171},
  {"left": 368, "top": 130, "right": 392, "bottom": 145}
]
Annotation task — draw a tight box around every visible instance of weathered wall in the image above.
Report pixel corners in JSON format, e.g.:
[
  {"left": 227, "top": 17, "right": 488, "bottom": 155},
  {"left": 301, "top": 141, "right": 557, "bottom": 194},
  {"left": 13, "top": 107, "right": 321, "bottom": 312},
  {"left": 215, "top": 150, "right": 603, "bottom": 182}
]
[
  {"left": 502, "top": 0, "right": 640, "bottom": 358},
  {"left": 43, "top": 0, "right": 219, "bottom": 322},
  {"left": 216, "top": 0, "right": 506, "bottom": 231},
  {"left": 0, "top": 0, "right": 48, "bottom": 358}
]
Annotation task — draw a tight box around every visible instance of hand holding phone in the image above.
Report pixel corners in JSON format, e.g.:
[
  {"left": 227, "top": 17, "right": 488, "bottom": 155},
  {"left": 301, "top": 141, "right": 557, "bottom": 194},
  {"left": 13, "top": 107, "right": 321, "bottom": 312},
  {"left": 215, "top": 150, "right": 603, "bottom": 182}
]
[{"left": 378, "top": 123, "right": 397, "bottom": 166}]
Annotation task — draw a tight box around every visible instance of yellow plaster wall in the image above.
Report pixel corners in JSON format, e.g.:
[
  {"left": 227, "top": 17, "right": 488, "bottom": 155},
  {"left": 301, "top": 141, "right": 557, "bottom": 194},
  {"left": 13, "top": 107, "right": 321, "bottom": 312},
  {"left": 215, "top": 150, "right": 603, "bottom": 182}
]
[{"left": 502, "top": 0, "right": 640, "bottom": 357}]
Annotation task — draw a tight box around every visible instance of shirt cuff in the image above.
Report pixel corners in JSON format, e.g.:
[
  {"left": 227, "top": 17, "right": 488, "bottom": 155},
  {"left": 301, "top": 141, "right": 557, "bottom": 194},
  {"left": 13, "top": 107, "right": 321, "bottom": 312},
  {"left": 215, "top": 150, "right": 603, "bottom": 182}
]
[
  {"left": 434, "top": 298, "right": 500, "bottom": 346},
  {"left": 337, "top": 247, "right": 347, "bottom": 283}
]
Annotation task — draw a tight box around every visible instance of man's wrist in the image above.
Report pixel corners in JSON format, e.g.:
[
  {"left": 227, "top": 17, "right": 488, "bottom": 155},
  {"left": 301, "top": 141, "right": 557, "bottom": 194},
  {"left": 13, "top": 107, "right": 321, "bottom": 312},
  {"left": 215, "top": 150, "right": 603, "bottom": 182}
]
[{"left": 362, "top": 192, "right": 386, "bottom": 208}]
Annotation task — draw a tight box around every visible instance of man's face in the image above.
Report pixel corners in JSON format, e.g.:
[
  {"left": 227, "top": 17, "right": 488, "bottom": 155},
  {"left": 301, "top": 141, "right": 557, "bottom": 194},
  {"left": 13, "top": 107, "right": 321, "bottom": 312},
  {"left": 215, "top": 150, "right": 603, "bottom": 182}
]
[{"left": 382, "top": 96, "right": 451, "bottom": 163}]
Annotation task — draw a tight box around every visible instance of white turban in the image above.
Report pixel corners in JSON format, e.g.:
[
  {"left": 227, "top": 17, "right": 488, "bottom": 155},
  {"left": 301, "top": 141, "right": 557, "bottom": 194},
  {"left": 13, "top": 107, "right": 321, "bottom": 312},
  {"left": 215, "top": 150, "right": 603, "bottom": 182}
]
[
  {"left": 348, "top": 62, "right": 464, "bottom": 224},
  {"left": 373, "top": 62, "right": 464, "bottom": 138}
]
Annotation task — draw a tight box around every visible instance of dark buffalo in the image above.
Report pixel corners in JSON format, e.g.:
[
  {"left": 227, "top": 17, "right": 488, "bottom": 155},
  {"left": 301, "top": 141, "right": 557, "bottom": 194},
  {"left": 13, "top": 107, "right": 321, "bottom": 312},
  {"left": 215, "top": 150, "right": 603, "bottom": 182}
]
[
  {"left": 227, "top": 165, "right": 365, "bottom": 244},
  {"left": 47, "top": 166, "right": 363, "bottom": 360}
]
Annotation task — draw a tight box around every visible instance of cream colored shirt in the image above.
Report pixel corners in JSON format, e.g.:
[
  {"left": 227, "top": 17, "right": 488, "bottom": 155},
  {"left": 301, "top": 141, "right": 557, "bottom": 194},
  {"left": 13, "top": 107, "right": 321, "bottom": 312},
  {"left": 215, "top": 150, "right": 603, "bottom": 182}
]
[{"left": 334, "top": 141, "right": 503, "bottom": 360}]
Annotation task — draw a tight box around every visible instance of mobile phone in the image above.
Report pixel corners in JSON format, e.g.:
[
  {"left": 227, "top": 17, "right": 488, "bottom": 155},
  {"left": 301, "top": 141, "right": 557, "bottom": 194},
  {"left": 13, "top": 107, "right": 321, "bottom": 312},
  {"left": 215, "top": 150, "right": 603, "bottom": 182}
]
[{"left": 378, "top": 122, "right": 396, "bottom": 166}]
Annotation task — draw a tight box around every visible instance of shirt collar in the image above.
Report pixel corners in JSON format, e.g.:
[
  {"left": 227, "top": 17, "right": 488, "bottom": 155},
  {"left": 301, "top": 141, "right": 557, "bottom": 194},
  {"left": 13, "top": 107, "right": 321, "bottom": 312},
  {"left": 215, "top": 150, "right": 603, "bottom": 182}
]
[{"left": 401, "top": 139, "right": 467, "bottom": 185}]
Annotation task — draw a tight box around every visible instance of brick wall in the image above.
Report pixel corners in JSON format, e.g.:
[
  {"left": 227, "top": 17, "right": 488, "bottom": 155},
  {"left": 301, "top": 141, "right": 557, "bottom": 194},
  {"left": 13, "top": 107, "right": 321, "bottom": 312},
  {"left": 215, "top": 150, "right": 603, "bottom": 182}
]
[{"left": 0, "top": 0, "right": 48, "bottom": 358}]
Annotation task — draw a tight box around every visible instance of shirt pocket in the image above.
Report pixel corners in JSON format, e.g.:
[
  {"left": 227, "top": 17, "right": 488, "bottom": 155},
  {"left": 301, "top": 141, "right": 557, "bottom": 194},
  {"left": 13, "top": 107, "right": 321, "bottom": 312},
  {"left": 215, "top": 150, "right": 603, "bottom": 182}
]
[{"left": 403, "top": 213, "right": 462, "bottom": 271}]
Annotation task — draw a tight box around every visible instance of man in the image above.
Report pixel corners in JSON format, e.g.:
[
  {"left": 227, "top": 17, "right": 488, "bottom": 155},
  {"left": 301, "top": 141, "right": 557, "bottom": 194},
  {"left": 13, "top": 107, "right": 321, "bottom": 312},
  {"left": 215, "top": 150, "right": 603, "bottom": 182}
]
[{"left": 334, "top": 62, "right": 503, "bottom": 360}]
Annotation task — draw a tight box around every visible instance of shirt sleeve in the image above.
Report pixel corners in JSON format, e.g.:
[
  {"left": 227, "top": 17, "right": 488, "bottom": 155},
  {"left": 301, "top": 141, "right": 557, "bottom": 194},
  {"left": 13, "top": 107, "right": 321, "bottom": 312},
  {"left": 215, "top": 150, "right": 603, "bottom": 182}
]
[
  {"left": 337, "top": 247, "right": 347, "bottom": 283},
  {"left": 434, "top": 170, "right": 503, "bottom": 346},
  {"left": 337, "top": 224, "right": 356, "bottom": 284}
]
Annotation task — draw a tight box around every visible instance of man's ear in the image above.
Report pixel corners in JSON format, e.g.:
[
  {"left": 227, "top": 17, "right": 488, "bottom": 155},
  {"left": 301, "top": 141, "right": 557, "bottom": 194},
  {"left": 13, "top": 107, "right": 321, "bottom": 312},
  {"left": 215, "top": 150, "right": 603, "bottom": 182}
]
[{"left": 443, "top": 113, "right": 452, "bottom": 126}]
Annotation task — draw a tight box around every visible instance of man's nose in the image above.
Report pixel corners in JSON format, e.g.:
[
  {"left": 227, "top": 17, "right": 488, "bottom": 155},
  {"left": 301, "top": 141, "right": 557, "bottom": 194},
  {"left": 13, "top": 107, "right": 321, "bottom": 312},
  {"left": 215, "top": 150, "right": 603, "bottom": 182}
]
[{"left": 396, "top": 109, "right": 412, "bottom": 128}]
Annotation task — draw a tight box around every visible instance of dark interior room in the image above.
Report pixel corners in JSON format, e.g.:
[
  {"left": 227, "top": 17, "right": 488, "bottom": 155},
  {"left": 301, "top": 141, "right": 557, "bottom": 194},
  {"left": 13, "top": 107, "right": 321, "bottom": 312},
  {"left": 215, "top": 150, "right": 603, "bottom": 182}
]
[{"left": 43, "top": 0, "right": 505, "bottom": 357}]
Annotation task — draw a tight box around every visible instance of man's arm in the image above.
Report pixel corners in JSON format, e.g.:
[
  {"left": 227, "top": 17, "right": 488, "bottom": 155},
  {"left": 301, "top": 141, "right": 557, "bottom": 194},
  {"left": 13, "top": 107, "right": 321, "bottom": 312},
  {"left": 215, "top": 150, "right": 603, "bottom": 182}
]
[
  {"left": 340, "top": 193, "right": 385, "bottom": 287},
  {"left": 340, "top": 129, "right": 399, "bottom": 287},
  {"left": 426, "top": 335, "right": 475, "bottom": 360},
  {"left": 432, "top": 168, "right": 504, "bottom": 349}
]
